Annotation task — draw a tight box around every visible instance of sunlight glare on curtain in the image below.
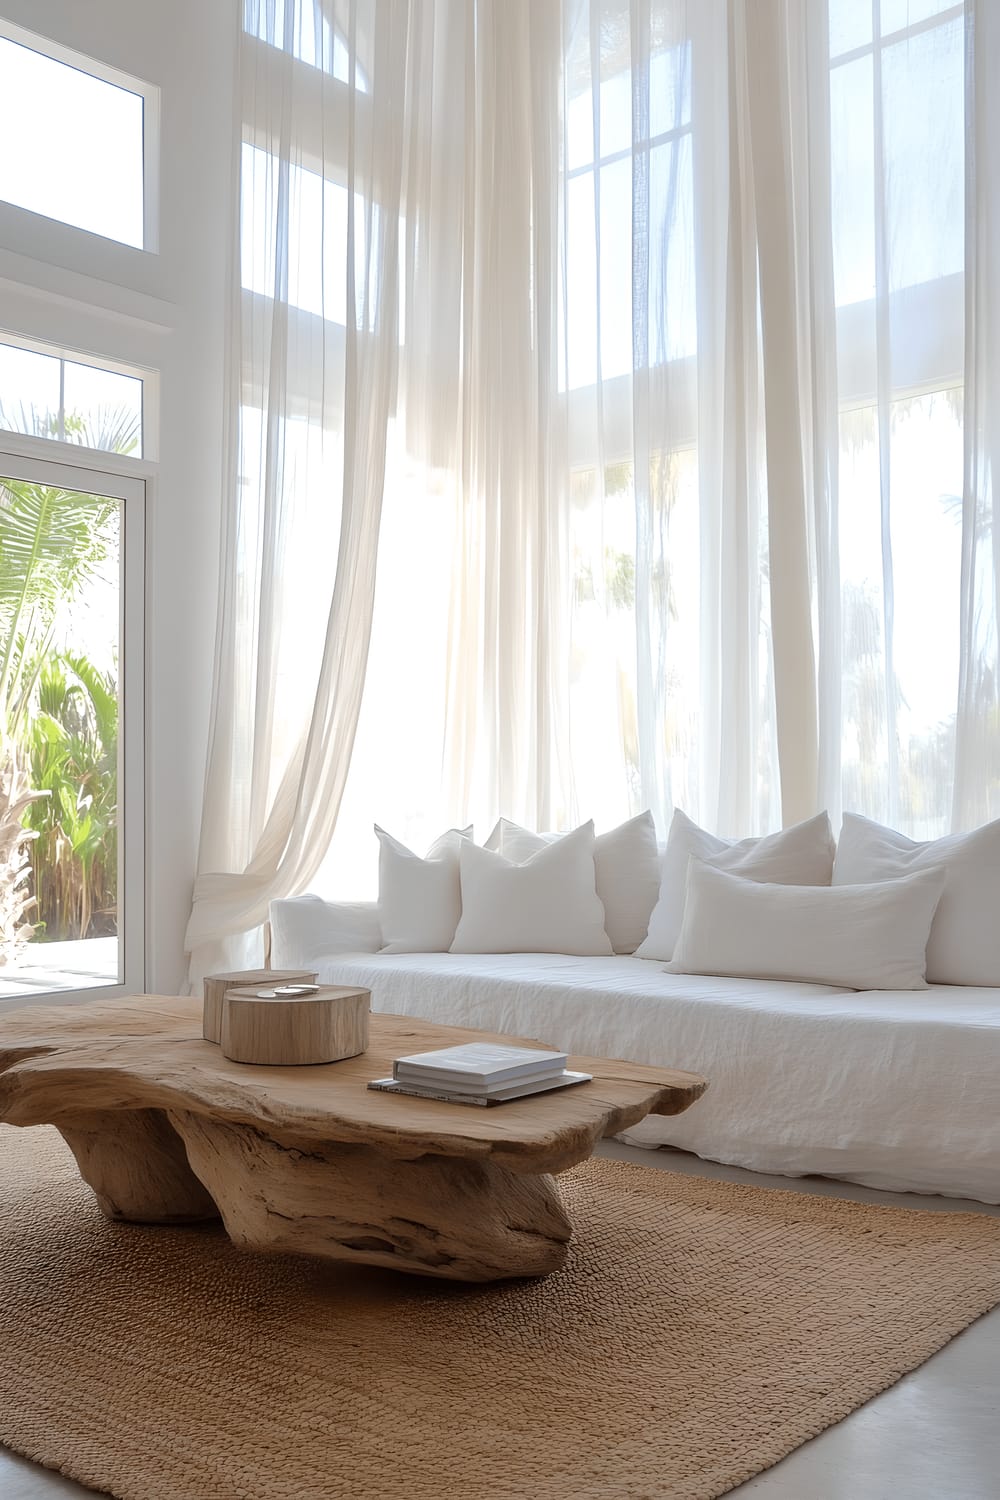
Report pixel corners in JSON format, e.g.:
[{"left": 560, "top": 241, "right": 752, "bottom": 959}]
[{"left": 828, "top": 3, "right": 966, "bottom": 834}]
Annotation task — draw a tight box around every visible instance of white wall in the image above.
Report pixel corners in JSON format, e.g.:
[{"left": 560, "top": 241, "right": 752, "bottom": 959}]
[{"left": 0, "top": 0, "right": 236, "bottom": 992}]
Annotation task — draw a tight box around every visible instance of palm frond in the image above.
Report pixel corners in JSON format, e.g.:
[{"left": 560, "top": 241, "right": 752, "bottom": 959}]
[
  {"left": 0, "top": 398, "right": 141, "bottom": 457},
  {"left": 60, "top": 653, "right": 118, "bottom": 750},
  {"left": 68, "top": 403, "right": 141, "bottom": 457},
  {"left": 0, "top": 478, "right": 117, "bottom": 720}
]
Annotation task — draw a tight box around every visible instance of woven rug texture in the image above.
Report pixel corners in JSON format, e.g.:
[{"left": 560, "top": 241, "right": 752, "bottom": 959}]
[{"left": 1, "top": 1124, "right": 998, "bottom": 1500}]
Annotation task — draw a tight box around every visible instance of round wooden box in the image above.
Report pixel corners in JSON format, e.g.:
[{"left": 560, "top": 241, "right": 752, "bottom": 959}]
[
  {"left": 220, "top": 984, "right": 370, "bottom": 1066},
  {"left": 202, "top": 969, "right": 319, "bottom": 1044}
]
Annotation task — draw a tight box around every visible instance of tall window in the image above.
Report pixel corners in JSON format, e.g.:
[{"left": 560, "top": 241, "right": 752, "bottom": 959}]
[
  {"left": 829, "top": 0, "right": 965, "bottom": 832},
  {"left": 559, "top": 11, "right": 710, "bottom": 833},
  {"left": 557, "top": 0, "right": 973, "bottom": 839},
  {"left": 0, "top": 346, "right": 149, "bottom": 1005},
  {"left": 0, "top": 448, "right": 145, "bottom": 1004}
]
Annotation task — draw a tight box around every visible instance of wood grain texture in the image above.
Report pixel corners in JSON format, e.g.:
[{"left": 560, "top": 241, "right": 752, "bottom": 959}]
[
  {"left": 171, "top": 1110, "right": 571, "bottom": 1280},
  {"left": 0, "top": 996, "right": 707, "bottom": 1280},
  {"left": 220, "top": 985, "right": 369, "bottom": 1065},
  {"left": 59, "top": 1108, "right": 219, "bottom": 1224},
  {"left": 203, "top": 969, "right": 317, "bottom": 1043}
]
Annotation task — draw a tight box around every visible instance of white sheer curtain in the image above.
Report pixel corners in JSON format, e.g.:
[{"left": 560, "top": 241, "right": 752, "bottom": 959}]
[
  {"left": 187, "top": 0, "right": 568, "bottom": 976},
  {"left": 956, "top": 0, "right": 1000, "bottom": 826},
  {"left": 187, "top": 0, "right": 411, "bottom": 978},
  {"left": 560, "top": 0, "right": 998, "bottom": 842},
  {"left": 821, "top": 0, "right": 971, "bottom": 833},
  {"left": 188, "top": 0, "right": 999, "bottom": 969},
  {"left": 559, "top": 0, "right": 816, "bottom": 836}
]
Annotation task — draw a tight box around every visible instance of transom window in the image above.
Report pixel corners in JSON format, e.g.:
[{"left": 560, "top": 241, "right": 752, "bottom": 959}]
[
  {"left": 0, "top": 338, "right": 146, "bottom": 458},
  {"left": 0, "top": 20, "right": 157, "bottom": 250}
]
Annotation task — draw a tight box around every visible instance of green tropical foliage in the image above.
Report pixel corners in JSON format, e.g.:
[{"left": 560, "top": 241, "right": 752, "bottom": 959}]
[
  {"left": 0, "top": 453, "right": 121, "bottom": 959},
  {"left": 22, "top": 653, "right": 118, "bottom": 942},
  {"left": 0, "top": 398, "right": 135, "bottom": 959},
  {"left": 0, "top": 399, "right": 140, "bottom": 459},
  {"left": 0, "top": 477, "right": 117, "bottom": 738}
]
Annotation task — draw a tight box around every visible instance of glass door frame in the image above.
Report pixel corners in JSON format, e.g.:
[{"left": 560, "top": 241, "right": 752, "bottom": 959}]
[{"left": 0, "top": 445, "right": 145, "bottom": 1006}]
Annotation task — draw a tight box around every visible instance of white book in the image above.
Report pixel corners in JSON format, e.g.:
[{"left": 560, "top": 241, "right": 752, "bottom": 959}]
[
  {"left": 392, "top": 1042, "right": 569, "bottom": 1088},
  {"left": 390, "top": 1064, "right": 567, "bottom": 1095},
  {"left": 368, "top": 1070, "right": 592, "bottom": 1107}
]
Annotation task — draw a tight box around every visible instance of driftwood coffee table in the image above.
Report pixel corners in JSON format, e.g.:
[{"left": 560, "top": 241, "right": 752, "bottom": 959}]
[{"left": 0, "top": 996, "right": 706, "bottom": 1282}]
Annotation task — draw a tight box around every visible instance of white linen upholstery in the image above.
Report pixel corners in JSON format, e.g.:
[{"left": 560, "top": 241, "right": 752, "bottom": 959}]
[
  {"left": 450, "top": 822, "right": 613, "bottom": 956},
  {"left": 296, "top": 950, "right": 999, "bottom": 1203},
  {"left": 269, "top": 895, "right": 380, "bottom": 967},
  {"left": 269, "top": 892, "right": 1000, "bottom": 1203},
  {"left": 636, "top": 809, "right": 836, "bottom": 961},
  {"left": 492, "top": 811, "right": 661, "bottom": 953},
  {"left": 668, "top": 860, "right": 946, "bottom": 990},
  {"left": 833, "top": 813, "right": 1000, "bottom": 987}
]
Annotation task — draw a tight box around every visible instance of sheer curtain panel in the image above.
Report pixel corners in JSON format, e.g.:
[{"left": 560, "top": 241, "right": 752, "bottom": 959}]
[
  {"left": 187, "top": 0, "right": 567, "bottom": 979},
  {"left": 956, "top": 0, "right": 1000, "bottom": 827},
  {"left": 560, "top": 0, "right": 997, "bottom": 841},
  {"left": 187, "top": 0, "right": 411, "bottom": 978}
]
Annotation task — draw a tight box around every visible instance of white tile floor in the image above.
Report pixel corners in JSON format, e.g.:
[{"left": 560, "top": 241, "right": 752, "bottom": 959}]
[
  {"left": 1, "top": 1139, "right": 997, "bottom": 1500},
  {"left": 0, "top": 938, "right": 117, "bottom": 1001}
]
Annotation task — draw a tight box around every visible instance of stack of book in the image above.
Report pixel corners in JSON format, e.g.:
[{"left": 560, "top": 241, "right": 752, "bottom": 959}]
[{"left": 368, "top": 1042, "right": 591, "bottom": 1107}]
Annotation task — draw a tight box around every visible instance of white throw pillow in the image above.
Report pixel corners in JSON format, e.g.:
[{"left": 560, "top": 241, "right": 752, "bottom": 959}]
[
  {"left": 635, "top": 809, "right": 836, "bottom": 961},
  {"left": 668, "top": 859, "right": 946, "bottom": 990},
  {"left": 450, "top": 821, "right": 613, "bottom": 956},
  {"left": 833, "top": 813, "right": 1000, "bottom": 986},
  {"left": 376, "top": 824, "right": 472, "bottom": 954},
  {"left": 492, "top": 811, "right": 660, "bottom": 953}
]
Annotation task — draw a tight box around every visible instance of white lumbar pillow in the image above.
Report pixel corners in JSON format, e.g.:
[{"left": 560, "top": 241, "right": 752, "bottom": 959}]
[
  {"left": 635, "top": 809, "right": 836, "bottom": 961},
  {"left": 491, "top": 811, "right": 660, "bottom": 953},
  {"left": 269, "top": 894, "right": 382, "bottom": 966},
  {"left": 833, "top": 813, "right": 1000, "bottom": 987},
  {"left": 376, "top": 824, "right": 472, "bottom": 953},
  {"left": 667, "top": 859, "right": 946, "bottom": 990},
  {"left": 450, "top": 821, "right": 613, "bottom": 956}
]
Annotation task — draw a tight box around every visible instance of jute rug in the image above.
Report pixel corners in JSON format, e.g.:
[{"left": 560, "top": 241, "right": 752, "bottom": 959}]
[{"left": 1, "top": 1127, "right": 998, "bottom": 1500}]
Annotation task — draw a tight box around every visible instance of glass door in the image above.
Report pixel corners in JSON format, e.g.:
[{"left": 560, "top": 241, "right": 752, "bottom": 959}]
[{"left": 0, "top": 449, "right": 143, "bottom": 1007}]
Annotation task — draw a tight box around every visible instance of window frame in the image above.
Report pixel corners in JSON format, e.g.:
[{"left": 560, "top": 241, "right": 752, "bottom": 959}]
[
  {"left": 0, "top": 329, "right": 156, "bottom": 461},
  {"left": 0, "top": 17, "right": 160, "bottom": 253},
  {"left": 828, "top": 0, "right": 965, "bottom": 403},
  {"left": 0, "top": 443, "right": 146, "bottom": 1009},
  {"left": 242, "top": 0, "right": 371, "bottom": 91}
]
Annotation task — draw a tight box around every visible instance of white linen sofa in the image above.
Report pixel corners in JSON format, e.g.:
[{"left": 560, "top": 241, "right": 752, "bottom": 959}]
[{"left": 269, "top": 893, "right": 1000, "bottom": 1205}]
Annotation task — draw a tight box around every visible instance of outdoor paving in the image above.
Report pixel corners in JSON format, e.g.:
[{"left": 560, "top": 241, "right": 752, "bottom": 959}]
[{"left": 0, "top": 937, "right": 117, "bottom": 1002}]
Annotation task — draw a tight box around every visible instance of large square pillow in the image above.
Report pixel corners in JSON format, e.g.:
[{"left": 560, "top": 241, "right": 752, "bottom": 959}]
[
  {"left": 833, "top": 813, "right": 1000, "bottom": 986},
  {"left": 450, "top": 821, "right": 613, "bottom": 956},
  {"left": 489, "top": 811, "right": 660, "bottom": 953},
  {"left": 667, "top": 858, "right": 946, "bottom": 990},
  {"left": 376, "top": 824, "right": 472, "bottom": 953},
  {"left": 636, "top": 808, "right": 835, "bottom": 961}
]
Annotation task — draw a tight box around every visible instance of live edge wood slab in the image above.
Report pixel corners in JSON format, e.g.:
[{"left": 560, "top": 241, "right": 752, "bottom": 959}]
[{"left": 0, "top": 996, "right": 707, "bottom": 1282}]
